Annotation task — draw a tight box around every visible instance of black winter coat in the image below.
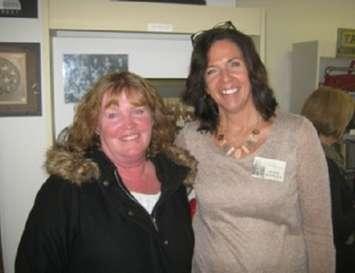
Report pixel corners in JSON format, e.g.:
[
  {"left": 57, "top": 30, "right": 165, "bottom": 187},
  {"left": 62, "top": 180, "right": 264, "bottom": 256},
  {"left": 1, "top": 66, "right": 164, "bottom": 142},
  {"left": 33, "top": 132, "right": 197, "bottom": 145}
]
[
  {"left": 327, "top": 158, "right": 355, "bottom": 246},
  {"left": 327, "top": 157, "right": 355, "bottom": 273},
  {"left": 15, "top": 150, "right": 194, "bottom": 273}
]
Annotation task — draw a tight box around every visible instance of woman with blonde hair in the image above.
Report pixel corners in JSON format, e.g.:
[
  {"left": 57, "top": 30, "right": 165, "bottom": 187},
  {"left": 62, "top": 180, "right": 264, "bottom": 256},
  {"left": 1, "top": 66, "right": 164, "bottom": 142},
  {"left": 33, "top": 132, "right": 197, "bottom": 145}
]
[
  {"left": 15, "top": 71, "right": 196, "bottom": 273},
  {"left": 302, "top": 86, "right": 355, "bottom": 273},
  {"left": 301, "top": 86, "right": 354, "bottom": 164}
]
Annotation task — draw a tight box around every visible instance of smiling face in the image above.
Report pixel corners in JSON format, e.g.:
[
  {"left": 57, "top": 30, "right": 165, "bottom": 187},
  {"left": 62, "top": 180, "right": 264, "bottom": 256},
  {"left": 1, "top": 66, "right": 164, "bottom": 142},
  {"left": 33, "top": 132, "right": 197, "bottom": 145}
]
[
  {"left": 97, "top": 90, "right": 153, "bottom": 167},
  {"left": 205, "top": 39, "right": 254, "bottom": 117}
]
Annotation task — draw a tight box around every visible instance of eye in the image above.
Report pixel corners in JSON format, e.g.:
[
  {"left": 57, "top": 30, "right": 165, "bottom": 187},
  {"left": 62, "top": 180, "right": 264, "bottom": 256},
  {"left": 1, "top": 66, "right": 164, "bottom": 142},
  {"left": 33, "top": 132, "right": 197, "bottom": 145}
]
[
  {"left": 132, "top": 107, "right": 147, "bottom": 116},
  {"left": 205, "top": 67, "right": 219, "bottom": 77},
  {"left": 105, "top": 111, "right": 120, "bottom": 119},
  {"left": 228, "top": 59, "right": 242, "bottom": 70}
]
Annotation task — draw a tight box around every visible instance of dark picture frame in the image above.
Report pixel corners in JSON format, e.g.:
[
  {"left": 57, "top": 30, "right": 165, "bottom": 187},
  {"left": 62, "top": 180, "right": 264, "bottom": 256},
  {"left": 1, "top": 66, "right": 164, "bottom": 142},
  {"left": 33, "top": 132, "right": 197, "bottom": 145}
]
[
  {"left": 0, "top": 42, "right": 42, "bottom": 116},
  {"left": 147, "top": 78, "right": 194, "bottom": 128},
  {"left": 113, "top": 0, "right": 206, "bottom": 5},
  {"left": 0, "top": 0, "right": 37, "bottom": 18},
  {"left": 147, "top": 78, "right": 185, "bottom": 98}
]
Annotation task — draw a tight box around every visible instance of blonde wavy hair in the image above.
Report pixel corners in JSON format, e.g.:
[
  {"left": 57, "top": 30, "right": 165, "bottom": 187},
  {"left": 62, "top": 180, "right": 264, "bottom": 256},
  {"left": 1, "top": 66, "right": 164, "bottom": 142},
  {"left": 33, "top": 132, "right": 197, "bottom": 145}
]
[
  {"left": 62, "top": 71, "right": 174, "bottom": 156},
  {"left": 53, "top": 71, "right": 197, "bottom": 185},
  {"left": 301, "top": 86, "right": 354, "bottom": 141}
]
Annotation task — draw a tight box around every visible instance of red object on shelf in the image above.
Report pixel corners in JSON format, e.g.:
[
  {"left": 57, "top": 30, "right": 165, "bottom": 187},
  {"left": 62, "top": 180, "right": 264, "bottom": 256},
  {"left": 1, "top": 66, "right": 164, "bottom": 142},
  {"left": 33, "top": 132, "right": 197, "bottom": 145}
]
[{"left": 323, "top": 60, "right": 355, "bottom": 92}]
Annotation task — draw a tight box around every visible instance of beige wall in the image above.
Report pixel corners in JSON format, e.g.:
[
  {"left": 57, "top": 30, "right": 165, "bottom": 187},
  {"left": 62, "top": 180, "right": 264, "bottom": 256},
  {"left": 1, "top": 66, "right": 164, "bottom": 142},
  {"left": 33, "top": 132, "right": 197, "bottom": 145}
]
[
  {"left": 48, "top": 0, "right": 355, "bottom": 111},
  {"left": 48, "top": 0, "right": 263, "bottom": 34},
  {"left": 237, "top": 0, "right": 355, "bottom": 110}
]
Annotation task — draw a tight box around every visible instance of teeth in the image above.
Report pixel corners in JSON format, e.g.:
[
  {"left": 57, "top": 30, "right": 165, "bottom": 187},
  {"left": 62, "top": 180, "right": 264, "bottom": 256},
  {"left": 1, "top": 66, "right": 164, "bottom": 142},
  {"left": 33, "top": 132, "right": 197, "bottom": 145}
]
[
  {"left": 222, "top": 88, "right": 238, "bottom": 95},
  {"left": 121, "top": 134, "right": 139, "bottom": 141}
]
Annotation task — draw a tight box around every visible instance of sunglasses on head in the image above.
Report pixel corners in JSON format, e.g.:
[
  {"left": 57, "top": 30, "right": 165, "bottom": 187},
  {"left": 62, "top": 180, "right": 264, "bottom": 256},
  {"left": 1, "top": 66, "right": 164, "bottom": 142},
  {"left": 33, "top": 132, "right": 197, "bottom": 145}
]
[{"left": 190, "top": 21, "right": 237, "bottom": 47}]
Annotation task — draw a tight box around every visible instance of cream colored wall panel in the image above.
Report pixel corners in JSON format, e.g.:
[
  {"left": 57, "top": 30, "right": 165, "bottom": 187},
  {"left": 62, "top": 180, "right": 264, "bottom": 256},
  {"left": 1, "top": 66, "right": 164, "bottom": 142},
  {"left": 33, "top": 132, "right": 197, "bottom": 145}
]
[{"left": 49, "top": 0, "right": 264, "bottom": 36}]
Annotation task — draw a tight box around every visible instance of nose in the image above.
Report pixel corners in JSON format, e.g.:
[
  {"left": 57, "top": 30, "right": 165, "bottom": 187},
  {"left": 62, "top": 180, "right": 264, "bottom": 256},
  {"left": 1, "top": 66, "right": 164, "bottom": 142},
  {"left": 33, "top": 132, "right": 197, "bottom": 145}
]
[
  {"left": 221, "top": 68, "right": 232, "bottom": 83},
  {"left": 121, "top": 114, "right": 136, "bottom": 129}
]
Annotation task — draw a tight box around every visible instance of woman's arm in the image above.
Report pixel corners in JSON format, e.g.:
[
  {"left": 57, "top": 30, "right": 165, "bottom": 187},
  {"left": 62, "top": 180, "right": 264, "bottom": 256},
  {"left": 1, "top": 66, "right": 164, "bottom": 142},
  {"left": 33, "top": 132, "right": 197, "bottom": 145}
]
[{"left": 296, "top": 118, "right": 336, "bottom": 273}]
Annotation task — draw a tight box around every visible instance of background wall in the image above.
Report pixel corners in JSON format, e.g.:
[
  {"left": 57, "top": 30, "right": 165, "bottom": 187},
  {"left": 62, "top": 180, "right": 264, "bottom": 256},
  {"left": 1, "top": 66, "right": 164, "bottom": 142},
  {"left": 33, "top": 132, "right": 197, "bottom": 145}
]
[
  {"left": 0, "top": 1, "right": 354, "bottom": 273},
  {"left": 0, "top": 2, "right": 48, "bottom": 273},
  {"left": 236, "top": 0, "right": 355, "bottom": 110}
]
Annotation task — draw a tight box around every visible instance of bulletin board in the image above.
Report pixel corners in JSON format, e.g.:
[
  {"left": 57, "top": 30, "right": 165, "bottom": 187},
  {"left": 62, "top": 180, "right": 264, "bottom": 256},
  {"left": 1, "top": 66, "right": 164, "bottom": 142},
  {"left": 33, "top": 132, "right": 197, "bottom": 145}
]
[{"left": 51, "top": 31, "right": 192, "bottom": 137}]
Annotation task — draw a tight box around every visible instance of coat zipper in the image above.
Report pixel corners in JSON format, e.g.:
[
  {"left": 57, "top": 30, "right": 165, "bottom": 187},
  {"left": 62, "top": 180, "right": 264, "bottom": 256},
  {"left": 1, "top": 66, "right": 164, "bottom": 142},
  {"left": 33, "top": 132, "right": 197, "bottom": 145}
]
[{"left": 114, "top": 171, "right": 160, "bottom": 231}]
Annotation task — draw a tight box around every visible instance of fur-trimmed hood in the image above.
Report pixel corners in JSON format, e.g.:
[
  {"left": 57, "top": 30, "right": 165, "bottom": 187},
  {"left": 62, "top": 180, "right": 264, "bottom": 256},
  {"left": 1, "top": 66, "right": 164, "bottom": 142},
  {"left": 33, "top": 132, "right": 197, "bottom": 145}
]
[
  {"left": 45, "top": 145, "right": 197, "bottom": 186},
  {"left": 45, "top": 146, "right": 100, "bottom": 185}
]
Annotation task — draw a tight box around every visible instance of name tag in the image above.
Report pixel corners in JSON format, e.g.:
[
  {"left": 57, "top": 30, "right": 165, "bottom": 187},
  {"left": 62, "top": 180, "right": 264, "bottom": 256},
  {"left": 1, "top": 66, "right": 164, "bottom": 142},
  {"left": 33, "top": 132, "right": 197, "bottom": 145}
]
[{"left": 252, "top": 157, "right": 286, "bottom": 182}]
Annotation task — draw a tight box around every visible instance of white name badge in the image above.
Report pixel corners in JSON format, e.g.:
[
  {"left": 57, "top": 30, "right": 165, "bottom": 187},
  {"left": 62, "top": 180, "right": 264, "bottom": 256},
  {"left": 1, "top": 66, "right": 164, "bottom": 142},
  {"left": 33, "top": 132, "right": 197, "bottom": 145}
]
[{"left": 252, "top": 157, "right": 286, "bottom": 182}]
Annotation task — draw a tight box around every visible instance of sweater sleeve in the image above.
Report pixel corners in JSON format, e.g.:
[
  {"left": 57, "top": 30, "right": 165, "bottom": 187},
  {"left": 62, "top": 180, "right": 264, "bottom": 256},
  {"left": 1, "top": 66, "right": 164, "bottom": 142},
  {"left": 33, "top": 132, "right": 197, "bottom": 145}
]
[
  {"left": 15, "top": 177, "right": 79, "bottom": 273},
  {"left": 296, "top": 118, "right": 335, "bottom": 273}
]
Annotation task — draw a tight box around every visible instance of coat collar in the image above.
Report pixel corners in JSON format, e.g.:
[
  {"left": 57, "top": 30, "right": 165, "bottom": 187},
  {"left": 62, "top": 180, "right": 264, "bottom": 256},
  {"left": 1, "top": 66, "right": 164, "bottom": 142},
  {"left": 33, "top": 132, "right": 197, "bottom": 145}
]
[
  {"left": 87, "top": 149, "right": 190, "bottom": 191},
  {"left": 46, "top": 144, "right": 192, "bottom": 187}
]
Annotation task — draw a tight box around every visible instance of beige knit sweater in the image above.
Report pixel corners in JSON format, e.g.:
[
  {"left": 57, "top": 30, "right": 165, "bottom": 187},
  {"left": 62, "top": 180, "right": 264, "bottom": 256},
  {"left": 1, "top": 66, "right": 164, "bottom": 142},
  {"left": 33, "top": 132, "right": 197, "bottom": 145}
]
[{"left": 176, "top": 111, "right": 335, "bottom": 273}]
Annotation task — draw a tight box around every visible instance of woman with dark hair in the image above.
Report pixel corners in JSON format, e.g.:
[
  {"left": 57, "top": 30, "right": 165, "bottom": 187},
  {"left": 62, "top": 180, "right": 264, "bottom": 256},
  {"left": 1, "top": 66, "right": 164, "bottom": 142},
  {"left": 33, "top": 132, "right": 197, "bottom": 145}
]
[
  {"left": 176, "top": 21, "right": 335, "bottom": 273},
  {"left": 15, "top": 72, "right": 196, "bottom": 273}
]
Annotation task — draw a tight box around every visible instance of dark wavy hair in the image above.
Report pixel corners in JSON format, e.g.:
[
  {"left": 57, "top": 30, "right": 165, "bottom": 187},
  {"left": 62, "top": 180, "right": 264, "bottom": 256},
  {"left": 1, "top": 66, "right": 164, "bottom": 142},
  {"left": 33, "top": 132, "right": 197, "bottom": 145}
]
[{"left": 183, "top": 21, "right": 278, "bottom": 133}]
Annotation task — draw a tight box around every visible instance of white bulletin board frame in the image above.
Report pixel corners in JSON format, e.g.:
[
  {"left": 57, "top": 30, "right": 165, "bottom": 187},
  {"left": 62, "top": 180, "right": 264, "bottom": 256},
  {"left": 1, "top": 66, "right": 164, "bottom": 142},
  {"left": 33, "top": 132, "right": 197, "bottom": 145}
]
[{"left": 51, "top": 30, "right": 192, "bottom": 137}]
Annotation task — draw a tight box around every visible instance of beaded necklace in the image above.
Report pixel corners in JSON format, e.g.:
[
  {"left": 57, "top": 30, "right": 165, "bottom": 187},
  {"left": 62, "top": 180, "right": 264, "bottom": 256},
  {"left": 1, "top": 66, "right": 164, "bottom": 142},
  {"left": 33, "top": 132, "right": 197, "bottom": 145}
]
[{"left": 216, "top": 128, "right": 260, "bottom": 159}]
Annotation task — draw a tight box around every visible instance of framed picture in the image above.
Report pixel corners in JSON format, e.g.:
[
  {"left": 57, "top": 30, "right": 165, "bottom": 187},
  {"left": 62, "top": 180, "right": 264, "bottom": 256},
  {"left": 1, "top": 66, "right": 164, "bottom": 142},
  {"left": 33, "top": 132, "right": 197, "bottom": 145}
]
[
  {"left": 147, "top": 78, "right": 194, "bottom": 128},
  {"left": 112, "top": 0, "right": 206, "bottom": 4},
  {"left": 147, "top": 78, "right": 185, "bottom": 98},
  {"left": 336, "top": 28, "right": 355, "bottom": 58},
  {"left": 63, "top": 54, "right": 128, "bottom": 103},
  {"left": 0, "top": 42, "right": 41, "bottom": 116},
  {"left": 0, "top": 0, "right": 37, "bottom": 18}
]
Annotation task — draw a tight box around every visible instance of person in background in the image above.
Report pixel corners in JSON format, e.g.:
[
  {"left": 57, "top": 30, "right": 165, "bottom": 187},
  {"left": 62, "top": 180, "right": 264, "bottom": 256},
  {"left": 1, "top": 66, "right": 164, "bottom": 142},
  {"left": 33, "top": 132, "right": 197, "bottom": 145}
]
[
  {"left": 175, "top": 21, "right": 335, "bottom": 273},
  {"left": 322, "top": 101, "right": 355, "bottom": 180},
  {"left": 302, "top": 86, "right": 355, "bottom": 273},
  {"left": 15, "top": 72, "right": 196, "bottom": 273}
]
